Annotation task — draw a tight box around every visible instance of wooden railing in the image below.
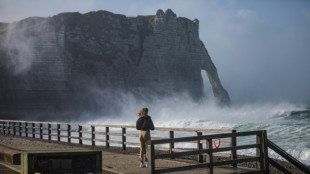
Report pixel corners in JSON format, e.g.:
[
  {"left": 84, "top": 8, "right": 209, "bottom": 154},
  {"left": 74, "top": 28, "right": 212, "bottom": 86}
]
[
  {"left": 148, "top": 130, "right": 310, "bottom": 174},
  {"left": 267, "top": 140, "right": 310, "bottom": 174},
  {"left": 148, "top": 130, "right": 269, "bottom": 174},
  {"left": 1, "top": 119, "right": 309, "bottom": 173},
  {"left": 0, "top": 119, "right": 234, "bottom": 162}
]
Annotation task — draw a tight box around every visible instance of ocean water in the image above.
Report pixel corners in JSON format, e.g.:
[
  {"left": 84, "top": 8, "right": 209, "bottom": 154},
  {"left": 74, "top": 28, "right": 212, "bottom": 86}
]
[{"left": 88, "top": 99, "right": 310, "bottom": 165}]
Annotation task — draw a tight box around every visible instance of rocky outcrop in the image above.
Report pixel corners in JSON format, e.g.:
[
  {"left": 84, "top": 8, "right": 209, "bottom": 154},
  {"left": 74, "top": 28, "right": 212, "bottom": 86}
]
[{"left": 0, "top": 9, "right": 230, "bottom": 120}]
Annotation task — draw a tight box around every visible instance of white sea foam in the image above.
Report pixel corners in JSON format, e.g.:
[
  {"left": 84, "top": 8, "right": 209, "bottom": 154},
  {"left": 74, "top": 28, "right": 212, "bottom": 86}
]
[{"left": 85, "top": 96, "right": 309, "bottom": 165}]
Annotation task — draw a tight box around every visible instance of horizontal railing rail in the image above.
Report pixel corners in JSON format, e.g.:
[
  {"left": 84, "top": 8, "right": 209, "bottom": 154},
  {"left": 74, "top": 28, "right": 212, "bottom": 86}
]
[{"left": 148, "top": 130, "right": 269, "bottom": 174}]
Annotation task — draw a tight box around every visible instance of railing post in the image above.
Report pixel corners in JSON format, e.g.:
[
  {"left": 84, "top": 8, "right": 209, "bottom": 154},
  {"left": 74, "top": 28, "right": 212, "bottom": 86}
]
[
  {"left": 25, "top": 122, "right": 28, "bottom": 137},
  {"left": 231, "top": 130, "right": 237, "bottom": 167},
  {"left": 105, "top": 127, "right": 110, "bottom": 148},
  {"left": 40, "top": 123, "right": 43, "bottom": 139},
  {"left": 57, "top": 124, "right": 61, "bottom": 142},
  {"left": 2, "top": 121, "right": 4, "bottom": 134},
  {"left": 78, "top": 125, "right": 82, "bottom": 144},
  {"left": 8, "top": 121, "right": 11, "bottom": 134},
  {"left": 2, "top": 121, "right": 5, "bottom": 134},
  {"left": 3, "top": 121, "right": 6, "bottom": 134},
  {"left": 169, "top": 131, "right": 174, "bottom": 159},
  {"left": 206, "top": 138, "right": 213, "bottom": 174},
  {"left": 1, "top": 121, "right": 3, "bottom": 134},
  {"left": 10, "top": 122, "right": 12, "bottom": 134},
  {"left": 197, "top": 132, "right": 203, "bottom": 163},
  {"left": 1, "top": 121, "right": 4, "bottom": 134},
  {"left": 122, "top": 127, "right": 126, "bottom": 150},
  {"left": 19, "top": 122, "right": 22, "bottom": 136},
  {"left": 32, "top": 123, "right": 35, "bottom": 138},
  {"left": 8, "top": 122, "right": 12, "bottom": 135},
  {"left": 91, "top": 125, "right": 95, "bottom": 146},
  {"left": 256, "top": 131, "right": 264, "bottom": 170},
  {"left": 67, "top": 124, "right": 71, "bottom": 143},
  {"left": 262, "top": 130, "right": 269, "bottom": 173},
  {"left": 0, "top": 121, "right": 2, "bottom": 134},
  {"left": 48, "top": 123, "right": 51, "bottom": 140},
  {"left": 149, "top": 143, "right": 155, "bottom": 174},
  {"left": 13, "top": 122, "right": 16, "bottom": 135}
]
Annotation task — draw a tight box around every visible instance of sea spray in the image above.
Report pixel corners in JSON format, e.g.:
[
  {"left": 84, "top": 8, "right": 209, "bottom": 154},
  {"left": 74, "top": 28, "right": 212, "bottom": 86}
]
[{"left": 86, "top": 98, "right": 309, "bottom": 165}]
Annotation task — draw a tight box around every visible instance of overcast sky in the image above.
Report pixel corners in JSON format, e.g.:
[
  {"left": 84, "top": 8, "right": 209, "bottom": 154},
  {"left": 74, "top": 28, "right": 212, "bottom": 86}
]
[{"left": 1, "top": 0, "right": 310, "bottom": 105}]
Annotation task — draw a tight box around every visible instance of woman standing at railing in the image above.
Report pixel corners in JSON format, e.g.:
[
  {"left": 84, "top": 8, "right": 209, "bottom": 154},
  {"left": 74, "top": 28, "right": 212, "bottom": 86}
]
[{"left": 136, "top": 107, "right": 155, "bottom": 168}]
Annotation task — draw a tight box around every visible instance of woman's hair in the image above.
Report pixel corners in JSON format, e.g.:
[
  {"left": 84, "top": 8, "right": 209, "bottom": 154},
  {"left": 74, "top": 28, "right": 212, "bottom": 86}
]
[{"left": 138, "top": 107, "right": 148, "bottom": 117}]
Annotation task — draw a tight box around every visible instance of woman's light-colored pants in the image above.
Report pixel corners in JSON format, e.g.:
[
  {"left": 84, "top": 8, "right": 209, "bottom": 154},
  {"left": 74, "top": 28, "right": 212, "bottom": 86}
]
[{"left": 139, "top": 130, "right": 151, "bottom": 163}]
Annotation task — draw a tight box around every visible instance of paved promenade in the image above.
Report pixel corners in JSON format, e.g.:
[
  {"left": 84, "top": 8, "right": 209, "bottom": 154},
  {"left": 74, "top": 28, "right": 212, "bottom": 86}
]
[{"left": 0, "top": 134, "right": 255, "bottom": 174}]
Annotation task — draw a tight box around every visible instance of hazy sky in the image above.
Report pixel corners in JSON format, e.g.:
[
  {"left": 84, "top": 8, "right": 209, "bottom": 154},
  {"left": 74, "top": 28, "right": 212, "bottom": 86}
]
[{"left": 1, "top": 0, "right": 310, "bottom": 105}]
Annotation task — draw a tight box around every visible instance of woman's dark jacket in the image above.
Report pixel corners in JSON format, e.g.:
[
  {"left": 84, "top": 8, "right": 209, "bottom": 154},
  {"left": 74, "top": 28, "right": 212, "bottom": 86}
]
[{"left": 136, "top": 115, "right": 155, "bottom": 131}]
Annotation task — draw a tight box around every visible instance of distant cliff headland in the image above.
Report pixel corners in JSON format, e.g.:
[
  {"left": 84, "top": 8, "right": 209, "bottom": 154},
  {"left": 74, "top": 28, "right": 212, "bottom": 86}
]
[{"left": 0, "top": 9, "right": 230, "bottom": 120}]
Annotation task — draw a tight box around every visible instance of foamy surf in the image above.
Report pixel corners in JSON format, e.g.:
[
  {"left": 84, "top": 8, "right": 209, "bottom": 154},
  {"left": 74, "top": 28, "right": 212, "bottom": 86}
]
[{"left": 86, "top": 100, "right": 310, "bottom": 165}]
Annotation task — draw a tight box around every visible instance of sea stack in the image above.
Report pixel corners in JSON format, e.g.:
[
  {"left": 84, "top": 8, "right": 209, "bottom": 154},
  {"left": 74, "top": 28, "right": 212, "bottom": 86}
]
[{"left": 0, "top": 9, "right": 231, "bottom": 119}]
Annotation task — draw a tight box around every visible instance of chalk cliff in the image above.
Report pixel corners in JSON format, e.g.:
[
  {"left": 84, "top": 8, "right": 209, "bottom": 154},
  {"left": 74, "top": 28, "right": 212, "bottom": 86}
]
[{"left": 0, "top": 9, "right": 230, "bottom": 120}]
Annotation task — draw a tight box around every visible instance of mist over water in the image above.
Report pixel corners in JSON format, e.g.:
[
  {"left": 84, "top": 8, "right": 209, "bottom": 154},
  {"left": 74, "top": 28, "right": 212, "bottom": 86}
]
[
  {"left": 78, "top": 72, "right": 310, "bottom": 165},
  {"left": 84, "top": 91, "right": 310, "bottom": 165},
  {"left": 88, "top": 93, "right": 305, "bottom": 127}
]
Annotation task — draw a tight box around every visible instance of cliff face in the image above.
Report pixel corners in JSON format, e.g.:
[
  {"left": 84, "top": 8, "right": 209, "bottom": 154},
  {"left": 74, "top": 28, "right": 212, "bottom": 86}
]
[{"left": 0, "top": 9, "right": 230, "bottom": 120}]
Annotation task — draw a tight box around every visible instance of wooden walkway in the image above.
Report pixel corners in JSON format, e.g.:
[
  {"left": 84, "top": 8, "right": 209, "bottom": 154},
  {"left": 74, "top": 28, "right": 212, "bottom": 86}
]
[
  {"left": 0, "top": 134, "right": 259, "bottom": 174},
  {"left": 0, "top": 119, "right": 309, "bottom": 173}
]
